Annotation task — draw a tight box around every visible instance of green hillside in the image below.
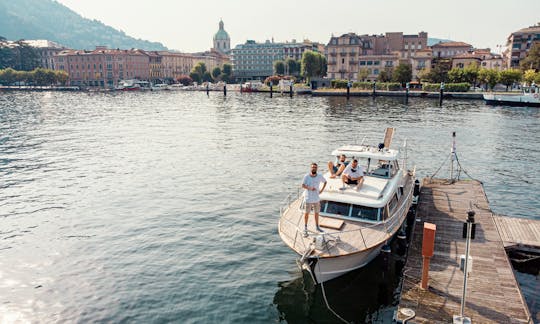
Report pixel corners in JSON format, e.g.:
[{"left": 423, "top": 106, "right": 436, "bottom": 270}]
[{"left": 0, "top": 0, "right": 167, "bottom": 50}]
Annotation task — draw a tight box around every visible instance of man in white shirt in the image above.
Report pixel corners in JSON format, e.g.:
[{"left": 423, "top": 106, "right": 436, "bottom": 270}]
[
  {"left": 302, "top": 162, "right": 327, "bottom": 236},
  {"left": 342, "top": 159, "right": 364, "bottom": 190}
]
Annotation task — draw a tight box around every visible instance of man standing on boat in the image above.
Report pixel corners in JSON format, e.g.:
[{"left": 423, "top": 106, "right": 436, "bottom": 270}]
[{"left": 302, "top": 163, "right": 327, "bottom": 236}]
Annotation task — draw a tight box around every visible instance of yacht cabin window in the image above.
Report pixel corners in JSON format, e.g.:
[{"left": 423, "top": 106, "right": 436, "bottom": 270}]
[{"left": 321, "top": 200, "right": 380, "bottom": 222}]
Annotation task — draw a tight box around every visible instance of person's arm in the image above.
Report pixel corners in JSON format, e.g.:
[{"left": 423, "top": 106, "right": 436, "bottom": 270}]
[
  {"left": 302, "top": 183, "right": 313, "bottom": 190},
  {"left": 319, "top": 180, "right": 327, "bottom": 194},
  {"left": 302, "top": 176, "right": 314, "bottom": 191}
]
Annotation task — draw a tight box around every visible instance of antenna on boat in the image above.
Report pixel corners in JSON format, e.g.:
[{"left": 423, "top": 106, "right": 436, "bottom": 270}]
[
  {"left": 450, "top": 132, "right": 457, "bottom": 183},
  {"left": 403, "top": 139, "right": 407, "bottom": 171}
]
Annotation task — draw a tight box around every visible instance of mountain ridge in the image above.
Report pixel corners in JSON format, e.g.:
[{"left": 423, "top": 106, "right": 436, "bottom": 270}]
[{"left": 0, "top": 0, "right": 167, "bottom": 50}]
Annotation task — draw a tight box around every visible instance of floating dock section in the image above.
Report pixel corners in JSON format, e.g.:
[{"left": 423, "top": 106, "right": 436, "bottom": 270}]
[{"left": 396, "top": 179, "right": 534, "bottom": 323}]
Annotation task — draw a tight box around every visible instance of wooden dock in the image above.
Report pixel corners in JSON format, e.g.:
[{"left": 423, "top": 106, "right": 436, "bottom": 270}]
[
  {"left": 493, "top": 215, "right": 540, "bottom": 250},
  {"left": 396, "top": 179, "right": 533, "bottom": 323}
]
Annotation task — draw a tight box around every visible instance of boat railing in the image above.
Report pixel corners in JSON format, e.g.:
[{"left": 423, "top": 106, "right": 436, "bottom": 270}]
[{"left": 279, "top": 187, "right": 302, "bottom": 218}]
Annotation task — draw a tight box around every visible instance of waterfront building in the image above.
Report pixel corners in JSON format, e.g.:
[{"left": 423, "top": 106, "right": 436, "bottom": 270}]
[
  {"left": 452, "top": 49, "right": 503, "bottom": 71},
  {"left": 505, "top": 24, "right": 540, "bottom": 68},
  {"left": 23, "top": 40, "right": 66, "bottom": 70},
  {"left": 53, "top": 46, "right": 149, "bottom": 88},
  {"left": 160, "top": 51, "right": 195, "bottom": 80},
  {"left": 231, "top": 39, "right": 322, "bottom": 82},
  {"left": 213, "top": 20, "right": 231, "bottom": 54},
  {"left": 431, "top": 41, "right": 473, "bottom": 59},
  {"left": 326, "top": 32, "right": 430, "bottom": 82}
]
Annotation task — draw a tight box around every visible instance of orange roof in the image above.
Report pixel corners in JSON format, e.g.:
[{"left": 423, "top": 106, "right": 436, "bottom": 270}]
[{"left": 432, "top": 41, "right": 472, "bottom": 48}]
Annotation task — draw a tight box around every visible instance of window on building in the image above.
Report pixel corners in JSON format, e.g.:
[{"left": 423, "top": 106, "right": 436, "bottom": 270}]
[
  {"left": 342, "top": 58, "right": 345, "bottom": 64},
  {"left": 367, "top": 61, "right": 373, "bottom": 65},
  {"left": 374, "top": 69, "right": 379, "bottom": 75},
  {"left": 360, "top": 61, "right": 366, "bottom": 65}
]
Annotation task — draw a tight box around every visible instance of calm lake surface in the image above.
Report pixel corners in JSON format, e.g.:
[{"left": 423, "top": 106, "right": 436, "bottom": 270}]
[{"left": 1, "top": 91, "right": 539, "bottom": 323}]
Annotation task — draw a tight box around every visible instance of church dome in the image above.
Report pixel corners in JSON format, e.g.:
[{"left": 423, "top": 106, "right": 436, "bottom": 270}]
[{"left": 213, "top": 20, "right": 230, "bottom": 40}]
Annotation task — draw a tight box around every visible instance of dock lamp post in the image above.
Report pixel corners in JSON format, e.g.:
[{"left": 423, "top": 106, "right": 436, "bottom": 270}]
[{"left": 453, "top": 210, "right": 476, "bottom": 324}]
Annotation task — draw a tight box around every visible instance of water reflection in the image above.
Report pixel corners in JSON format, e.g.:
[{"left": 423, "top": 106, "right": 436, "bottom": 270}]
[{"left": 274, "top": 214, "right": 412, "bottom": 323}]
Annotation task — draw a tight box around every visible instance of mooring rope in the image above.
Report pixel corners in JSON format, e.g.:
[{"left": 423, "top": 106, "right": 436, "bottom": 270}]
[{"left": 316, "top": 256, "right": 350, "bottom": 324}]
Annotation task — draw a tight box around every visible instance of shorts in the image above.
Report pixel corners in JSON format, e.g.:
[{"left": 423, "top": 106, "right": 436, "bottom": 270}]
[
  {"left": 344, "top": 178, "right": 358, "bottom": 185},
  {"left": 305, "top": 202, "right": 321, "bottom": 213}
]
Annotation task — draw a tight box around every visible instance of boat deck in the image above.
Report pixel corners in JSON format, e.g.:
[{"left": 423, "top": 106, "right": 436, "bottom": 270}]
[
  {"left": 278, "top": 174, "right": 413, "bottom": 258},
  {"left": 396, "top": 179, "right": 532, "bottom": 323}
]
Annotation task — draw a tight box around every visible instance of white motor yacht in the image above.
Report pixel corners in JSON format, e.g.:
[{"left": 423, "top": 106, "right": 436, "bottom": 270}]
[{"left": 278, "top": 129, "right": 417, "bottom": 283}]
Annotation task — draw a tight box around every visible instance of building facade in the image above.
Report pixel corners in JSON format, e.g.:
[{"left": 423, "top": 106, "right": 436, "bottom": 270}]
[
  {"left": 431, "top": 41, "right": 473, "bottom": 59},
  {"left": 231, "top": 39, "right": 322, "bottom": 82},
  {"left": 53, "top": 47, "right": 150, "bottom": 88},
  {"left": 326, "top": 32, "right": 430, "bottom": 82},
  {"left": 452, "top": 49, "right": 504, "bottom": 71},
  {"left": 24, "top": 40, "right": 66, "bottom": 70},
  {"left": 505, "top": 24, "right": 540, "bottom": 68}
]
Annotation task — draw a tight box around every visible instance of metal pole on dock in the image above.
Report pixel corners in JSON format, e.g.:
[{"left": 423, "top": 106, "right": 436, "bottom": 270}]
[
  {"left": 454, "top": 210, "right": 475, "bottom": 324},
  {"left": 450, "top": 131, "right": 456, "bottom": 182}
]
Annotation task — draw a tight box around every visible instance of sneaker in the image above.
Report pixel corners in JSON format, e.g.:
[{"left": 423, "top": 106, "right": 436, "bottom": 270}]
[{"left": 316, "top": 226, "right": 324, "bottom": 233}]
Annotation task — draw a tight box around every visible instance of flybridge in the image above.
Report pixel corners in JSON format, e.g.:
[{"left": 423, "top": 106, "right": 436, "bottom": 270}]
[{"left": 331, "top": 145, "right": 400, "bottom": 161}]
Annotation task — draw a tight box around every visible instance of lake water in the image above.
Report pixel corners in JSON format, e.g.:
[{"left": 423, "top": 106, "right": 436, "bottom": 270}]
[{"left": 1, "top": 91, "right": 538, "bottom": 323}]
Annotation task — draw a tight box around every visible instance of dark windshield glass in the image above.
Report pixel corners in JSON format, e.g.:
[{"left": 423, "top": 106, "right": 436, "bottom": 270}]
[
  {"left": 322, "top": 201, "right": 350, "bottom": 217},
  {"left": 351, "top": 205, "right": 379, "bottom": 221}
]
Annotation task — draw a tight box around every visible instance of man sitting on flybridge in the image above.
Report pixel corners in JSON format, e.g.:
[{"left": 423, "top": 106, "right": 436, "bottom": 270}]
[{"left": 341, "top": 159, "right": 364, "bottom": 190}]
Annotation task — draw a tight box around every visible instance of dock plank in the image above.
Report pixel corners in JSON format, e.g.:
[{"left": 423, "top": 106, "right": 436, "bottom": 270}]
[
  {"left": 493, "top": 214, "right": 540, "bottom": 248},
  {"left": 396, "top": 179, "right": 533, "bottom": 323}
]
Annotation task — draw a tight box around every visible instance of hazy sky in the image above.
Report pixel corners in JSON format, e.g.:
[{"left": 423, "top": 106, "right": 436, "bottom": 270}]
[{"left": 56, "top": 0, "right": 539, "bottom": 53}]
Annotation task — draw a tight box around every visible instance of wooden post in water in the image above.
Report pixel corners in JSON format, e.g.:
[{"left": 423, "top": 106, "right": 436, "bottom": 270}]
[
  {"left": 206, "top": 83, "right": 210, "bottom": 96},
  {"left": 405, "top": 82, "right": 410, "bottom": 104},
  {"left": 223, "top": 82, "right": 227, "bottom": 97},
  {"left": 270, "top": 83, "right": 273, "bottom": 98},
  {"left": 372, "top": 81, "right": 376, "bottom": 97},
  {"left": 439, "top": 82, "right": 445, "bottom": 106},
  {"left": 289, "top": 82, "right": 293, "bottom": 98},
  {"left": 346, "top": 80, "right": 351, "bottom": 100}
]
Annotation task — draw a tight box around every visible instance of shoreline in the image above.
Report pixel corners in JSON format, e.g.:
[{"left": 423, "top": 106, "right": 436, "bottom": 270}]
[{"left": 0, "top": 85, "right": 500, "bottom": 100}]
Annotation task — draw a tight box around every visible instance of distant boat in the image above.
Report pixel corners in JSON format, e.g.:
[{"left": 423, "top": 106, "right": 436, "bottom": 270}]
[
  {"left": 151, "top": 84, "right": 170, "bottom": 91},
  {"left": 484, "top": 86, "right": 540, "bottom": 107},
  {"left": 241, "top": 81, "right": 262, "bottom": 93},
  {"left": 116, "top": 79, "right": 151, "bottom": 91}
]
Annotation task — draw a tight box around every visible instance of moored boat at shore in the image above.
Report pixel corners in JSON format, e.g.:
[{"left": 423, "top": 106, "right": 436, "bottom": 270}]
[
  {"left": 483, "top": 86, "right": 540, "bottom": 107},
  {"left": 278, "top": 128, "right": 417, "bottom": 283},
  {"left": 116, "top": 79, "right": 151, "bottom": 91}
]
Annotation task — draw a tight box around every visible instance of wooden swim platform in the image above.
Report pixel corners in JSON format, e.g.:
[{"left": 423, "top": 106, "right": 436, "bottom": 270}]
[
  {"left": 396, "top": 179, "right": 533, "bottom": 323},
  {"left": 493, "top": 214, "right": 540, "bottom": 250}
]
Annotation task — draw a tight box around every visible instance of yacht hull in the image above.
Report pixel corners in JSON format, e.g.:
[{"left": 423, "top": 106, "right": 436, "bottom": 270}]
[{"left": 304, "top": 243, "right": 384, "bottom": 283}]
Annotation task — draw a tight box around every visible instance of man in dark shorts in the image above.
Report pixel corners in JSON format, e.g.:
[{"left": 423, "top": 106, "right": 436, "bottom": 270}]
[{"left": 342, "top": 159, "right": 364, "bottom": 190}]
